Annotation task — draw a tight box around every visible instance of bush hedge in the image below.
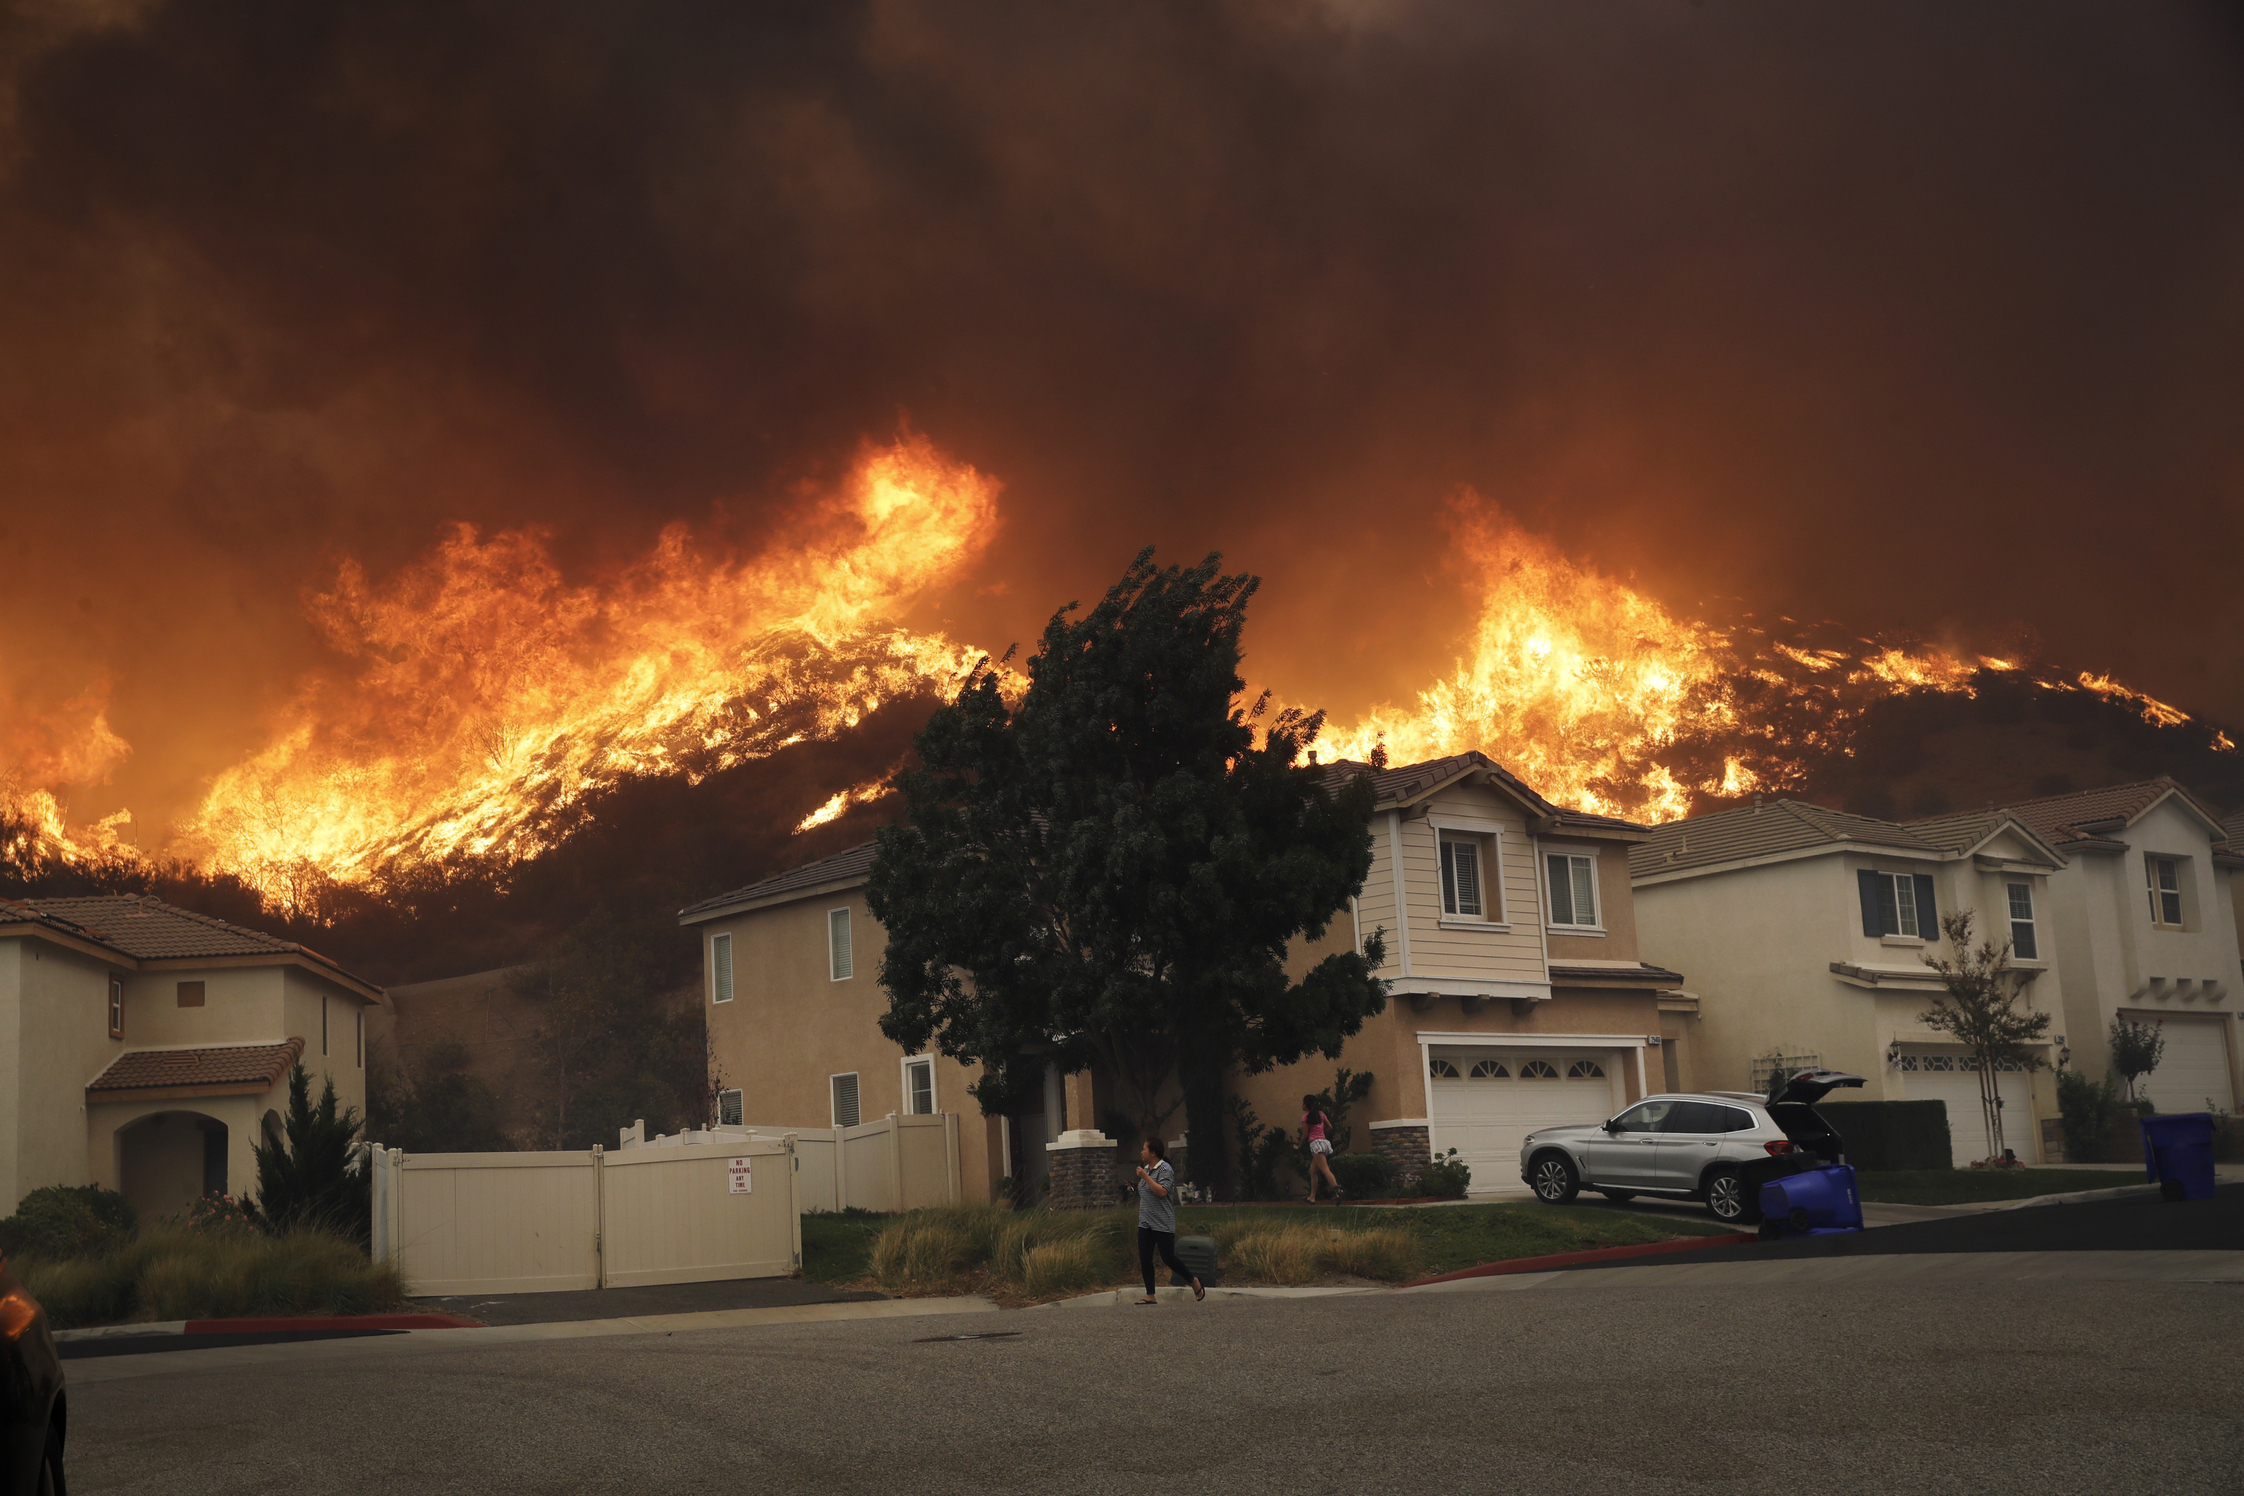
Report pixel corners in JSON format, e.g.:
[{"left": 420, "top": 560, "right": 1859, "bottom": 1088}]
[
  {"left": 1815, "top": 1101, "right": 1951, "bottom": 1171},
  {"left": 0, "top": 1185, "right": 138, "bottom": 1261},
  {"left": 1329, "top": 1153, "right": 1391, "bottom": 1198}
]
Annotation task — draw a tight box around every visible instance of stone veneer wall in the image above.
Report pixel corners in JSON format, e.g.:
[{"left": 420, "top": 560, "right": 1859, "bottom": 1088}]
[
  {"left": 1045, "top": 1132, "right": 1120, "bottom": 1210},
  {"left": 1371, "top": 1123, "right": 1431, "bottom": 1190}
]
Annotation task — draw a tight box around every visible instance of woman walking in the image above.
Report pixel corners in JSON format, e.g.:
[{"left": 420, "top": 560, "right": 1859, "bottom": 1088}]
[
  {"left": 1133, "top": 1138, "right": 1203, "bottom": 1305},
  {"left": 1303, "top": 1094, "right": 1342, "bottom": 1204}
]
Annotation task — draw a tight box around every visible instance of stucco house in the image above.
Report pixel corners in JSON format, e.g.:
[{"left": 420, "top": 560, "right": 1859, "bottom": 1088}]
[
  {"left": 0, "top": 895, "right": 384, "bottom": 1219},
  {"left": 1628, "top": 799, "right": 2075, "bottom": 1163},
  {"left": 1961, "top": 779, "right": 2241, "bottom": 1118},
  {"left": 679, "top": 751, "right": 1687, "bottom": 1199}
]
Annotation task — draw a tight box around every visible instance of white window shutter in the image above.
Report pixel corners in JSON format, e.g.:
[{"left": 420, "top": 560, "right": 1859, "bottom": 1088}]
[
  {"left": 829, "top": 909, "right": 853, "bottom": 981},
  {"left": 712, "top": 932, "right": 734, "bottom": 1002},
  {"left": 1570, "top": 857, "right": 1597, "bottom": 926},
  {"left": 831, "top": 1072, "right": 861, "bottom": 1128}
]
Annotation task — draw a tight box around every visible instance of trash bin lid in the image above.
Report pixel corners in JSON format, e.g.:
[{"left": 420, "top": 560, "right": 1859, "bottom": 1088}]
[{"left": 1766, "top": 1069, "right": 1867, "bottom": 1107}]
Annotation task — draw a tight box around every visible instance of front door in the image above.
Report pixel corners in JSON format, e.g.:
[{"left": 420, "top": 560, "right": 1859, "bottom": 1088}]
[{"left": 1580, "top": 1100, "right": 1673, "bottom": 1189}]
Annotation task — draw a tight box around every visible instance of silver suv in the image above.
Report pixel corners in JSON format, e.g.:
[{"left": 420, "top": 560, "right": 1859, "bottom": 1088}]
[{"left": 1519, "top": 1070, "right": 1864, "bottom": 1224}]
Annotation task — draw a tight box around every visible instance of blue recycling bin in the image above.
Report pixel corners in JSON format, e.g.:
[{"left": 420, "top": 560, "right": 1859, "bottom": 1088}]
[
  {"left": 2140, "top": 1113, "right": 2217, "bottom": 1202},
  {"left": 1757, "top": 1163, "right": 1864, "bottom": 1239}
]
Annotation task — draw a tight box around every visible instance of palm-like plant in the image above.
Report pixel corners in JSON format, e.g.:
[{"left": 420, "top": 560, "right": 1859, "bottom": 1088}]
[{"left": 244, "top": 1063, "right": 371, "bottom": 1245}]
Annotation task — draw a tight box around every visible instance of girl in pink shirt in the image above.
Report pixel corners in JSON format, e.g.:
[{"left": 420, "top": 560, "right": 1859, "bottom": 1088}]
[{"left": 1302, "top": 1095, "right": 1341, "bottom": 1204}]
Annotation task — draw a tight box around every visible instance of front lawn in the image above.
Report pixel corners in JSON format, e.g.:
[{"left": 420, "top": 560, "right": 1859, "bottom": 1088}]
[
  {"left": 812, "top": 1201, "right": 1736, "bottom": 1302},
  {"left": 1853, "top": 1169, "right": 2141, "bottom": 1206}
]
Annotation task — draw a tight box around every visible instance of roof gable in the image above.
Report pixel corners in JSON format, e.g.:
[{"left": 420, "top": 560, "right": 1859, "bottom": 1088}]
[
  {"left": 679, "top": 841, "right": 878, "bottom": 923},
  {"left": 1992, "top": 777, "right": 2226, "bottom": 848},
  {"left": 0, "top": 895, "right": 381, "bottom": 1000},
  {"left": 1629, "top": 799, "right": 1941, "bottom": 880}
]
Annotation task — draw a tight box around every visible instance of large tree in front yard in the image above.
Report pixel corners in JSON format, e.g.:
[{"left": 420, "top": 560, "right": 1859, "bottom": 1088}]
[
  {"left": 868, "top": 549, "right": 1388, "bottom": 1174},
  {"left": 1920, "top": 909, "right": 2051, "bottom": 1163}
]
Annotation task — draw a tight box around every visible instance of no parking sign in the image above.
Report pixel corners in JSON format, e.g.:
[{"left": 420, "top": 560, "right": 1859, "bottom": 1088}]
[{"left": 728, "top": 1156, "right": 752, "bottom": 1194}]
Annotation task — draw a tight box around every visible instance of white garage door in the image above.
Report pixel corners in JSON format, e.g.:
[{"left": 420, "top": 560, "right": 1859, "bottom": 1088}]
[
  {"left": 1428, "top": 1050, "right": 1625, "bottom": 1194},
  {"left": 1900, "top": 1051, "right": 2038, "bottom": 1165},
  {"left": 2142, "top": 1017, "right": 2237, "bottom": 1114}
]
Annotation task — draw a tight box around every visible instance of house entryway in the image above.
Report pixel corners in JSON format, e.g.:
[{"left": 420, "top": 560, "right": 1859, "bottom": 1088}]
[
  {"left": 1897, "top": 1048, "right": 2038, "bottom": 1165},
  {"left": 2132, "top": 1013, "right": 2236, "bottom": 1115},
  {"left": 1428, "top": 1047, "right": 1627, "bottom": 1194},
  {"left": 116, "top": 1111, "right": 228, "bottom": 1218}
]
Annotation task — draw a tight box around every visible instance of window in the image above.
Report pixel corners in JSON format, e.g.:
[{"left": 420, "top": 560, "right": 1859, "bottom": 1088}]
[
  {"left": 1566, "top": 1060, "right": 1605, "bottom": 1080},
  {"left": 1610, "top": 1101, "right": 1673, "bottom": 1132},
  {"left": 903, "top": 1056, "right": 936, "bottom": 1115},
  {"left": 1439, "top": 836, "right": 1484, "bottom": 918},
  {"left": 2006, "top": 883, "right": 2038, "bottom": 960},
  {"left": 322, "top": 995, "right": 329, "bottom": 1056},
  {"left": 830, "top": 1072, "right": 862, "bottom": 1128},
  {"left": 1428, "top": 1058, "right": 1461, "bottom": 1079},
  {"left": 711, "top": 931, "right": 734, "bottom": 1003},
  {"left": 356, "top": 1010, "right": 364, "bottom": 1068},
  {"left": 2146, "top": 856, "right": 2184, "bottom": 927},
  {"left": 1467, "top": 1059, "right": 1510, "bottom": 1079},
  {"left": 717, "top": 1089, "right": 744, "bottom": 1127},
  {"left": 1856, "top": 870, "right": 1938, "bottom": 939},
  {"left": 1664, "top": 1102, "right": 1758, "bottom": 1134},
  {"left": 1519, "top": 1059, "right": 1560, "bottom": 1079},
  {"left": 108, "top": 976, "right": 123, "bottom": 1038},
  {"left": 1546, "top": 854, "right": 1599, "bottom": 927},
  {"left": 828, "top": 908, "right": 854, "bottom": 981},
  {"left": 176, "top": 980, "right": 205, "bottom": 1008}
]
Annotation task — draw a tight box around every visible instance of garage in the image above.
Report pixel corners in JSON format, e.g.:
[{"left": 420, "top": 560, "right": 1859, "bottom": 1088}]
[
  {"left": 2139, "top": 1015, "right": 2237, "bottom": 1115},
  {"left": 1427, "top": 1048, "right": 1627, "bottom": 1193},
  {"left": 1899, "top": 1049, "right": 2039, "bottom": 1165}
]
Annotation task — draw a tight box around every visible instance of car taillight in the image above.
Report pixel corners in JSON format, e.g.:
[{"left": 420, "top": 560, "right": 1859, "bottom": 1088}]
[
  {"left": 0, "top": 1287, "right": 37, "bottom": 1341},
  {"left": 1763, "top": 1141, "right": 1797, "bottom": 1155}
]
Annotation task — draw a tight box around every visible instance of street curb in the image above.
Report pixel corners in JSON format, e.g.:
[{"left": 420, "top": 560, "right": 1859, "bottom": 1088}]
[
  {"left": 1400, "top": 1232, "right": 1756, "bottom": 1287},
  {"left": 179, "top": 1314, "right": 482, "bottom": 1334}
]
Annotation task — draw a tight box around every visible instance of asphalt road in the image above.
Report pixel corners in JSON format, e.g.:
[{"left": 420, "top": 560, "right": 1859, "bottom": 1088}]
[{"left": 61, "top": 1266, "right": 2243, "bottom": 1494}]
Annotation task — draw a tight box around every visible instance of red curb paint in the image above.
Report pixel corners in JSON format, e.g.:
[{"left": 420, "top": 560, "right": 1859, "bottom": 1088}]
[
  {"left": 179, "top": 1313, "right": 481, "bottom": 1334},
  {"left": 1402, "top": 1231, "right": 1756, "bottom": 1287}
]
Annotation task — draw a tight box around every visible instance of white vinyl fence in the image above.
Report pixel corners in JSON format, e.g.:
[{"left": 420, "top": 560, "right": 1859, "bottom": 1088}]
[
  {"left": 370, "top": 1135, "right": 802, "bottom": 1296},
  {"left": 621, "top": 1111, "right": 961, "bottom": 1215}
]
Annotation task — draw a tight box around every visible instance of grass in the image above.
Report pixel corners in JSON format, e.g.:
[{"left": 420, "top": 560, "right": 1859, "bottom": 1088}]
[
  {"left": 1853, "top": 1168, "right": 2145, "bottom": 1206},
  {"left": 831, "top": 1201, "right": 1734, "bottom": 1302},
  {"left": 16, "top": 1227, "right": 409, "bottom": 1329}
]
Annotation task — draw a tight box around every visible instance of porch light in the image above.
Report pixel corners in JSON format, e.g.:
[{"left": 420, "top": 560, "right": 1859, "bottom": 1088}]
[{"left": 1885, "top": 1038, "right": 1901, "bottom": 1069}]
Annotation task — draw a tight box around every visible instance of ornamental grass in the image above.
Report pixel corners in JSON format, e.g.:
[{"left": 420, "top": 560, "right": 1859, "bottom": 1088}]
[{"left": 18, "top": 1226, "right": 408, "bottom": 1329}]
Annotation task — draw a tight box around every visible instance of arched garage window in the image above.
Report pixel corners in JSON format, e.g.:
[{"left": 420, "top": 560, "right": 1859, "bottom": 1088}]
[
  {"left": 1519, "top": 1060, "right": 1559, "bottom": 1079},
  {"left": 1468, "top": 1060, "right": 1509, "bottom": 1079},
  {"left": 1567, "top": 1061, "right": 1606, "bottom": 1079},
  {"left": 1428, "top": 1058, "right": 1461, "bottom": 1079}
]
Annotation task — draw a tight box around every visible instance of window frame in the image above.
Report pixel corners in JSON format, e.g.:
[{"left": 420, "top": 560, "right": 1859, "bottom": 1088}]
[
  {"left": 322, "top": 994, "right": 329, "bottom": 1056},
  {"left": 2005, "top": 881, "right": 2039, "bottom": 961},
  {"left": 1544, "top": 850, "right": 1603, "bottom": 931},
  {"left": 356, "top": 1008, "right": 364, "bottom": 1068},
  {"left": 830, "top": 1071, "right": 862, "bottom": 1128},
  {"left": 710, "top": 930, "right": 735, "bottom": 1003},
  {"left": 108, "top": 975, "right": 124, "bottom": 1038},
  {"left": 2145, "top": 855, "right": 2186, "bottom": 928},
  {"left": 717, "top": 1089, "right": 744, "bottom": 1128},
  {"left": 1438, "top": 833, "right": 1486, "bottom": 920},
  {"left": 902, "top": 1055, "right": 937, "bottom": 1116},
  {"left": 1426, "top": 815, "right": 1507, "bottom": 927},
  {"left": 828, "top": 907, "right": 854, "bottom": 982},
  {"left": 176, "top": 980, "right": 205, "bottom": 1008}
]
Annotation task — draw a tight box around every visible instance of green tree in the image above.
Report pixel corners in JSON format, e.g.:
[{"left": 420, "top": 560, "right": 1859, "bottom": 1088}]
[
  {"left": 368, "top": 1039, "right": 514, "bottom": 1153},
  {"left": 244, "top": 1063, "right": 371, "bottom": 1243},
  {"left": 869, "top": 549, "right": 1389, "bottom": 1159},
  {"left": 2108, "top": 1016, "right": 2165, "bottom": 1104},
  {"left": 1920, "top": 909, "right": 2051, "bottom": 1162}
]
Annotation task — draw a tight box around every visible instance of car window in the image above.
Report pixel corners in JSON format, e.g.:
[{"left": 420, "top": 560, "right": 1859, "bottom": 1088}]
[
  {"left": 1718, "top": 1106, "right": 1759, "bottom": 1133},
  {"left": 1610, "top": 1101, "right": 1675, "bottom": 1133},
  {"left": 1661, "top": 1101, "right": 1725, "bottom": 1133}
]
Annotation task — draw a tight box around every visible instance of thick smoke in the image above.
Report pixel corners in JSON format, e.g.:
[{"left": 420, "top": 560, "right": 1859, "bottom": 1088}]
[{"left": 2, "top": 0, "right": 2241, "bottom": 833}]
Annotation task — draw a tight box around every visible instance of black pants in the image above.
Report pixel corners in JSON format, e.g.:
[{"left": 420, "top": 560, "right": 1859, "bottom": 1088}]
[{"left": 1138, "top": 1226, "right": 1191, "bottom": 1294}]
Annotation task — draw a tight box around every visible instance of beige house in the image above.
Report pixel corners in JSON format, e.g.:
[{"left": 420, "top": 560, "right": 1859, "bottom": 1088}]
[
  {"left": 680, "top": 751, "right": 1686, "bottom": 1200},
  {"left": 0, "top": 895, "right": 384, "bottom": 1219},
  {"left": 1629, "top": 800, "right": 2075, "bottom": 1164}
]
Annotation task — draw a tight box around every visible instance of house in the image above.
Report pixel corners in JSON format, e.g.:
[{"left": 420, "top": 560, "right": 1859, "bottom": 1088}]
[
  {"left": 680, "top": 751, "right": 1687, "bottom": 1199},
  {"left": 1628, "top": 799, "right": 2075, "bottom": 1163},
  {"left": 0, "top": 895, "right": 384, "bottom": 1219},
  {"left": 1966, "top": 779, "right": 2242, "bottom": 1117}
]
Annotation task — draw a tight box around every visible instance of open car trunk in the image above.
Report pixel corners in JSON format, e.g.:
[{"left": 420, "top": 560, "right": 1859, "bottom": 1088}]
[{"left": 1765, "top": 1069, "right": 1866, "bottom": 1165}]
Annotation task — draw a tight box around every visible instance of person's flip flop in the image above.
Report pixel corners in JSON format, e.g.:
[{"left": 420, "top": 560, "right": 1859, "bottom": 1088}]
[
  {"left": 1192, "top": 1280, "right": 1205, "bottom": 1302},
  {"left": 1134, "top": 1297, "right": 1159, "bottom": 1305}
]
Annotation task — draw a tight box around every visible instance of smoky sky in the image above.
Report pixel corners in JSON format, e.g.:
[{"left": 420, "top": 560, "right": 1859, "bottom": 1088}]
[{"left": 2, "top": 0, "right": 2241, "bottom": 831}]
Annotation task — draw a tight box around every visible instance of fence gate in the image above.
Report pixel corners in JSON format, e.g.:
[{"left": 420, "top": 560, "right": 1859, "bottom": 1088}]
[{"left": 372, "top": 1135, "right": 802, "bottom": 1296}]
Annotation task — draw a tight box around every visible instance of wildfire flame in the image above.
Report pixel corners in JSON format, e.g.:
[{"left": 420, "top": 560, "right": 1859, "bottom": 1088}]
[{"left": 176, "top": 434, "right": 1000, "bottom": 905}]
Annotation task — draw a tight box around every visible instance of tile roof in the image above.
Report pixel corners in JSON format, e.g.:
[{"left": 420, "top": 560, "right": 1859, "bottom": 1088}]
[
  {"left": 1628, "top": 799, "right": 1940, "bottom": 878},
  {"left": 679, "top": 841, "right": 880, "bottom": 921},
  {"left": 0, "top": 895, "right": 379, "bottom": 996},
  {"left": 86, "top": 1037, "right": 304, "bottom": 1097},
  {"left": 1985, "top": 777, "right": 2225, "bottom": 847},
  {"left": 1324, "top": 751, "right": 1645, "bottom": 833},
  {"left": 1549, "top": 961, "right": 1685, "bottom": 986}
]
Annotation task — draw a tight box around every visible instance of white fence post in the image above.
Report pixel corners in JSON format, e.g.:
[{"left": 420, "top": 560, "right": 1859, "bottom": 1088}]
[
  {"left": 592, "top": 1144, "right": 607, "bottom": 1288},
  {"left": 944, "top": 1112, "right": 961, "bottom": 1205},
  {"left": 786, "top": 1134, "right": 803, "bottom": 1271}
]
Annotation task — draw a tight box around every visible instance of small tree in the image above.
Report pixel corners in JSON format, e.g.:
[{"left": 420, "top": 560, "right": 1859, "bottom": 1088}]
[
  {"left": 1296, "top": 1068, "right": 1375, "bottom": 1164},
  {"left": 2108, "top": 1016, "right": 2165, "bottom": 1104},
  {"left": 245, "top": 1063, "right": 370, "bottom": 1244},
  {"left": 1920, "top": 910, "right": 2051, "bottom": 1162}
]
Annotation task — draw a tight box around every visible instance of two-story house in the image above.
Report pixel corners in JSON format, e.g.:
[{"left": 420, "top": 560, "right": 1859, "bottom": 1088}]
[
  {"left": 679, "top": 751, "right": 1685, "bottom": 1199},
  {"left": 1629, "top": 799, "right": 2074, "bottom": 1164},
  {"left": 1, "top": 895, "right": 384, "bottom": 1219},
  {"left": 1966, "top": 779, "right": 2241, "bottom": 1117}
]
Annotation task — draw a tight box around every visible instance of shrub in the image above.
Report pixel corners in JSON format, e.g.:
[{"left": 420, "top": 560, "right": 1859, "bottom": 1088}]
[
  {"left": 1019, "top": 1238, "right": 1105, "bottom": 1297},
  {"left": 16, "top": 1227, "right": 406, "bottom": 1329},
  {"left": 1219, "top": 1223, "right": 1418, "bottom": 1285},
  {"left": 1320, "top": 1226, "right": 1415, "bottom": 1280},
  {"left": 1226, "top": 1095, "right": 1295, "bottom": 1201},
  {"left": 1230, "top": 1229, "right": 1317, "bottom": 1285},
  {"left": 2109, "top": 1017, "right": 2164, "bottom": 1102},
  {"left": 245, "top": 1064, "right": 371, "bottom": 1245},
  {"left": 2053, "top": 1070, "right": 2125, "bottom": 1162},
  {"left": 1412, "top": 1148, "right": 1471, "bottom": 1198},
  {"left": 0, "top": 1185, "right": 137, "bottom": 1260},
  {"left": 1328, "top": 1153, "right": 1391, "bottom": 1198},
  {"left": 1816, "top": 1101, "right": 1953, "bottom": 1170},
  {"left": 869, "top": 1221, "right": 975, "bottom": 1291}
]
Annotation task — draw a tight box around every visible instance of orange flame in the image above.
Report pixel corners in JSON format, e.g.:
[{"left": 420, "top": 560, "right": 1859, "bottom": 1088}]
[
  {"left": 180, "top": 434, "right": 1000, "bottom": 904},
  {"left": 2075, "top": 672, "right": 2189, "bottom": 730}
]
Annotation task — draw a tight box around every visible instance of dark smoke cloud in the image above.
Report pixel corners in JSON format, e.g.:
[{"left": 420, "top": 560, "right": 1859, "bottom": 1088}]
[{"left": 3, "top": 0, "right": 2241, "bottom": 831}]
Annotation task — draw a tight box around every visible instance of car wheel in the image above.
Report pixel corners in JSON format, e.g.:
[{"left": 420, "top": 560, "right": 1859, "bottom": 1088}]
[
  {"left": 39, "top": 1416, "right": 65, "bottom": 1496},
  {"left": 1596, "top": 1190, "right": 1635, "bottom": 1202},
  {"left": 1530, "top": 1154, "right": 1579, "bottom": 1204},
  {"left": 1703, "top": 1167, "right": 1758, "bottom": 1225}
]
